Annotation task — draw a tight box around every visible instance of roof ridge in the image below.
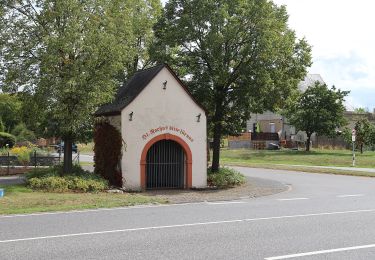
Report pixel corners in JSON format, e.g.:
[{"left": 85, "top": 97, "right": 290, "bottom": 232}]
[{"left": 133, "top": 63, "right": 165, "bottom": 75}]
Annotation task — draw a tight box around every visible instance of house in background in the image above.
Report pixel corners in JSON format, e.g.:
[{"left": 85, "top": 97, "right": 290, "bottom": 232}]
[
  {"left": 245, "top": 74, "right": 325, "bottom": 143},
  {"left": 229, "top": 73, "right": 375, "bottom": 150}
]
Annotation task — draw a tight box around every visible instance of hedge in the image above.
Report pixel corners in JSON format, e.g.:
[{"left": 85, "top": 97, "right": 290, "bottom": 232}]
[
  {"left": 0, "top": 132, "right": 16, "bottom": 148},
  {"left": 26, "top": 165, "right": 109, "bottom": 192}
]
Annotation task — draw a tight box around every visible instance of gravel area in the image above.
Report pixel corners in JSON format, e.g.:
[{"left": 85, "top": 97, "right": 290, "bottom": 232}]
[{"left": 143, "top": 176, "right": 288, "bottom": 203}]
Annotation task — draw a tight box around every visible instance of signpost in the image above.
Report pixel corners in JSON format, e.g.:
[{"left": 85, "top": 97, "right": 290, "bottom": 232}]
[{"left": 352, "top": 129, "right": 356, "bottom": 167}]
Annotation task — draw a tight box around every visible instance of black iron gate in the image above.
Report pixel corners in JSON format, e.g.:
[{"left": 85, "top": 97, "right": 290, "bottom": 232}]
[{"left": 146, "top": 140, "right": 185, "bottom": 189}]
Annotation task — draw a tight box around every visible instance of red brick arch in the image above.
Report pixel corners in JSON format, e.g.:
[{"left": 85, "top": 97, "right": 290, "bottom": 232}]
[{"left": 140, "top": 134, "right": 192, "bottom": 189}]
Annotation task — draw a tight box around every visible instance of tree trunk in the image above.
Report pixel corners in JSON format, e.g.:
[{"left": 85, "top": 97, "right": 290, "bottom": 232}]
[
  {"left": 211, "top": 121, "right": 222, "bottom": 172},
  {"left": 63, "top": 137, "right": 73, "bottom": 174},
  {"left": 360, "top": 143, "right": 363, "bottom": 154},
  {"left": 306, "top": 133, "right": 311, "bottom": 152},
  {"left": 210, "top": 89, "right": 225, "bottom": 172}
]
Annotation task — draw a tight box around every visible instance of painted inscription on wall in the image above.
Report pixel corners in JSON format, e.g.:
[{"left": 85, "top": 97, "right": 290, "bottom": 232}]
[{"left": 142, "top": 126, "right": 194, "bottom": 142}]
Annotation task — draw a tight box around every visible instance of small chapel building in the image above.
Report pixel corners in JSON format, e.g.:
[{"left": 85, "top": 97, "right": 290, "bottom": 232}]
[{"left": 95, "top": 64, "right": 207, "bottom": 190}]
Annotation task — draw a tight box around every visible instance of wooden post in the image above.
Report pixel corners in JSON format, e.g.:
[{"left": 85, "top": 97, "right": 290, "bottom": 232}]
[
  {"left": 34, "top": 151, "right": 37, "bottom": 168},
  {"left": 7, "top": 152, "right": 10, "bottom": 175}
]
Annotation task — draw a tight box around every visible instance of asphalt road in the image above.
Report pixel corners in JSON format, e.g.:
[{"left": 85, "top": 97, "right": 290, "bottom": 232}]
[{"left": 1, "top": 167, "right": 375, "bottom": 259}]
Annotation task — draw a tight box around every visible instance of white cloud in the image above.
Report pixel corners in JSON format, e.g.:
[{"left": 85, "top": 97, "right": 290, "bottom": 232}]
[{"left": 273, "top": 0, "right": 375, "bottom": 110}]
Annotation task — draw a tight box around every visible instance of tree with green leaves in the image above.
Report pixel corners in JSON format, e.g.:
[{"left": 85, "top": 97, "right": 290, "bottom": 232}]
[
  {"left": 343, "top": 119, "right": 375, "bottom": 154},
  {"left": 0, "top": 0, "right": 161, "bottom": 173},
  {"left": 286, "top": 82, "right": 349, "bottom": 151},
  {"left": 0, "top": 93, "right": 22, "bottom": 132},
  {"left": 151, "top": 0, "right": 312, "bottom": 171},
  {"left": 354, "top": 107, "right": 369, "bottom": 114},
  {"left": 0, "top": 117, "right": 5, "bottom": 132},
  {"left": 123, "top": 0, "right": 162, "bottom": 78}
]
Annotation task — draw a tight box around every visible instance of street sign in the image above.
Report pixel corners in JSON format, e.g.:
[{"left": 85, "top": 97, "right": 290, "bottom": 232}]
[{"left": 352, "top": 129, "right": 356, "bottom": 142}]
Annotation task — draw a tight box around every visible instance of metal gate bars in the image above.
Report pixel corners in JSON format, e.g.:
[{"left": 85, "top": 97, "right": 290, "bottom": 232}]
[{"left": 146, "top": 140, "right": 186, "bottom": 189}]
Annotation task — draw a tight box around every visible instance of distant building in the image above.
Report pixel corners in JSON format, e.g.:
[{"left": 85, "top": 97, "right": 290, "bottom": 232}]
[{"left": 246, "top": 74, "right": 325, "bottom": 142}]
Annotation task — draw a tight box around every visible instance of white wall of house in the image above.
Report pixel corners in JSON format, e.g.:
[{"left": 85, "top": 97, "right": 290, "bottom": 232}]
[{"left": 119, "top": 67, "right": 207, "bottom": 190}]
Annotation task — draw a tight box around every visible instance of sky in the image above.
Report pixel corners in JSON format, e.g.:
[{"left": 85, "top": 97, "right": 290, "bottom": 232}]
[
  {"left": 160, "top": 0, "right": 375, "bottom": 111},
  {"left": 273, "top": 0, "right": 375, "bottom": 111}
]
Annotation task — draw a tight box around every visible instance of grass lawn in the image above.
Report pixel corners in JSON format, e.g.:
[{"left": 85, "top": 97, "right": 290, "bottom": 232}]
[
  {"left": 77, "top": 142, "right": 94, "bottom": 155},
  {"left": 224, "top": 162, "right": 375, "bottom": 177},
  {"left": 79, "top": 161, "right": 94, "bottom": 166},
  {"left": 220, "top": 148, "right": 375, "bottom": 168},
  {"left": 0, "top": 184, "right": 167, "bottom": 215}
]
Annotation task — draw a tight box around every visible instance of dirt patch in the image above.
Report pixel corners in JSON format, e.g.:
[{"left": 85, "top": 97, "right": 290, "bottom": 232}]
[{"left": 143, "top": 176, "right": 288, "bottom": 203}]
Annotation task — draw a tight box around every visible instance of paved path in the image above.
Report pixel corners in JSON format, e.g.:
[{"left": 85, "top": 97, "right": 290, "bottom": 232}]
[
  {"left": 0, "top": 175, "right": 25, "bottom": 185},
  {"left": 285, "top": 164, "right": 375, "bottom": 172},
  {"left": 1, "top": 167, "right": 375, "bottom": 259}
]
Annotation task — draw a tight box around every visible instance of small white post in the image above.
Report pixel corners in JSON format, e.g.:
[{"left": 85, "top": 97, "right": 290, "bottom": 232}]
[{"left": 352, "top": 129, "right": 356, "bottom": 167}]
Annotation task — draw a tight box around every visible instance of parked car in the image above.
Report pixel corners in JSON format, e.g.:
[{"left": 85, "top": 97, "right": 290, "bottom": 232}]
[
  {"left": 55, "top": 142, "right": 78, "bottom": 153},
  {"left": 267, "top": 142, "right": 280, "bottom": 150}
]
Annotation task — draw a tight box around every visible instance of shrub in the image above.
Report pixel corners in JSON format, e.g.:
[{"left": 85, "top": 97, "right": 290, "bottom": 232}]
[
  {"left": 26, "top": 164, "right": 92, "bottom": 179},
  {"left": 27, "top": 166, "right": 109, "bottom": 193},
  {"left": 0, "top": 132, "right": 16, "bottom": 148},
  {"left": 10, "top": 146, "right": 32, "bottom": 166},
  {"left": 207, "top": 167, "right": 246, "bottom": 188},
  {"left": 66, "top": 176, "right": 108, "bottom": 192},
  {"left": 94, "top": 120, "right": 123, "bottom": 187},
  {"left": 0, "top": 147, "right": 9, "bottom": 155},
  {"left": 29, "top": 176, "right": 69, "bottom": 192},
  {"left": 26, "top": 167, "right": 59, "bottom": 179}
]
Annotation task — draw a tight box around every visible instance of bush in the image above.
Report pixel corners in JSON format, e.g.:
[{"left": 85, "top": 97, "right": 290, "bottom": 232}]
[
  {"left": 0, "top": 132, "right": 16, "bottom": 148},
  {"left": 0, "top": 147, "right": 9, "bottom": 155},
  {"left": 207, "top": 167, "right": 246, "bottom": 188},
  {"left": 26, "top": 167, "right": 59, "bottom": 179},
  {"left": 28, "top": 176, "right": 108, "bottom": 193},
  {"left": 11, "top": 123, "right": 36, "bottom": 142},
  {"left": 26, "top": 165, "right": 109, "bottom": 192},
  {"left": 29, "top": 176, "right": 70, "bottom": 192},
  {"left": 66, "top": 176, "right": 108, "bottom": 192},
  {"left": 94, "top": 120, "right": 123, "bottom": 187},
  {"left": 26, "top": 164, "right": 90, "bottom": 179},
  {"left": 10, "top": 146, "right": 31, "bottom": 166}
]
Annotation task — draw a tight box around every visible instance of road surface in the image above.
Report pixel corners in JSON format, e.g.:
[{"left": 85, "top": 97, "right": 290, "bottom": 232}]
[{"left": 1, "top": 167, "right": 375, "bottom": 259}]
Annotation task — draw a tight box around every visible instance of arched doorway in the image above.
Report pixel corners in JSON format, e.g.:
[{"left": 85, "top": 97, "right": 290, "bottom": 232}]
[
  {"left": 146, "top": 140, "right": 185, "bottom": 189},
  {"left": 140, "top": 134, "right": 192, "bottom": 189}
]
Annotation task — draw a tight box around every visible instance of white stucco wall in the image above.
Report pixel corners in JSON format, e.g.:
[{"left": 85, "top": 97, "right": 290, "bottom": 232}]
[{"left": 120, "top": 67, "right": 207, "bottom": 190}]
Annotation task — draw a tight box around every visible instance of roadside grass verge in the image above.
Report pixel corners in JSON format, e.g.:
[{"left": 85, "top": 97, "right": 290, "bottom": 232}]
[
  {"left": 220, "top": 148, "right": 375, "bottom": 168},
  {"left": 79, "top": 161, "right": 94, "bottom": 167},
  {"left": 223, "top": 162, "right": 375, "bottom": 177},
  {"left": 0, "top": 184, "right": 167, "bottom": 215}
]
